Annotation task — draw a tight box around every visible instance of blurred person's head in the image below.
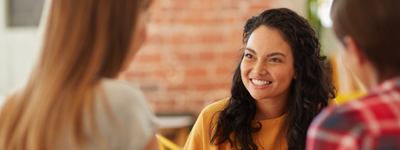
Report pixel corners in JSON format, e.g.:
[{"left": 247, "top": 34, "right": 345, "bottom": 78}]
[
  {"left": 211, "top": 8, "right": 335, "bottom": 150},
  {"left": 0, "top": 0, "right": 152, "bottom": 149},
  {"left": 331, "top": 0, "right": 400, "bottom": 89}
]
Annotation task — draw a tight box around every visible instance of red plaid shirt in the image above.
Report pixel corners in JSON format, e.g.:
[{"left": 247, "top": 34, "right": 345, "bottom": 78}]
[{"left": 307, "top": 76, "right": 400, "bottom": 150}]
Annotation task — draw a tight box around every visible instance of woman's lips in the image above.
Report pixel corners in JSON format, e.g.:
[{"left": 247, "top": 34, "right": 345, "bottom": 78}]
[
  {"left": 250, "top": 79, "right": 273, "bottom": 89},
  {"left": 251, "top": 79, "right": 272, "bottom": 85}
]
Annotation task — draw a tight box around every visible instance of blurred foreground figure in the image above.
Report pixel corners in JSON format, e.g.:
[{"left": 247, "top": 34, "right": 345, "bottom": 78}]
[
  {"left": 0, "top": 0, "right": 160, "bottom": 150},
  {"left": 307, "top": 0, "right": 400, "bottom": 149}
]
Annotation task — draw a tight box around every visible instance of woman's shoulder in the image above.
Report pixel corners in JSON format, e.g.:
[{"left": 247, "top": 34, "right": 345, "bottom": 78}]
[
  {"left": 99, "top": 78, "right": 145, "bottom": 104},
  {"left": 98, "top": 78, "right": 155, "bottom": 115},
  {"left": 93, "top": 79, "right": 159, "bottom": 150},
  {"left": 200, "top": 97, "right": 230, "bottom": 117},
  {"left": 98, "top": 78, "right": 155, "bottom": 121},
  {"left": 101, "top": 78, "right": 141, "bottom": 93},
  {"left": 184, "top": 97, "right": 230, "bottom": 148}
]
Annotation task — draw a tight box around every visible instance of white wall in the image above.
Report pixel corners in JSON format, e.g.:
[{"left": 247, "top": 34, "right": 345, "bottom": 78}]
[{"left": 0, "top": 0, "right": 39, "bottom": 97}]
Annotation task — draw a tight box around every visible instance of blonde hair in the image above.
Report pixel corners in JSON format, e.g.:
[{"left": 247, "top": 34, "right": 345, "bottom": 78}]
[{"left": 0, "top": 0, "right": 151, "bottom": 149}]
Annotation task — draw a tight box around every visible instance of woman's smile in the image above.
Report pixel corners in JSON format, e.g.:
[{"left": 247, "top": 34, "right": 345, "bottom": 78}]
[{"left": 250, "top": 78, "right": 273, "bottom": 89}]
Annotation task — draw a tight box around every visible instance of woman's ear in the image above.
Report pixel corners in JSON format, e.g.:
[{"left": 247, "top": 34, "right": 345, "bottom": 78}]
[{"left": 294, "top": 71, "right": 297, "bottom": 79}]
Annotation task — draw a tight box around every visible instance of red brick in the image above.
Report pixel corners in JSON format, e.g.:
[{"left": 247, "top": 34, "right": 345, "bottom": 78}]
[
  {"left": 185, "top": 99, "right": 205, "bottom": 107},
  {"left": 161, "top": 0, "right": 189, "bottom": 11},
  {"left": 172, "top": 34, "right": 193, "bottom": 45},
  {"left": 185, "top": 68, "right": 207, "bottom": 76},
  {"left": 222, "top": 51, "right": 242, "bottom": 60},
  {"left": 124, "top": 71, "right": 147, "bottom": 78},
  {"left": 176, "top": 53, "right": 191, "bottom": 61},
  {"left": 146, "top": 35, "right": 163, "bottom": 45},
  {"left": 201, "top": 34, "right": 223, "bottom": 43},
  {"left": 167, "top": 85, "right": 189, "bottom": 91},
  {"left": 220, "top": 3, "right": 238, "bottom": 10},
  {"left": 151, "top": 18, "right": 162, "bottom": 24},
  {"left": 191, "top": 2, "right": 214, "bottom": 11},
  {"left": 249, "top": 2, "right": 271, "bottom": 10},
  {"left": 199, "top": 52, "right": 214, "bottom": 61},
  {"left": 196, "top": 83, "right": 231, "bottom": 91},
  {"left": 138, "top": 53, "right": 161, "bottom": 62},
  {"left": 155, "top": 100, "right": 176, "bottom": 108},
  {"left": 183, "top": 17, "right": 208, "bottom": 25},
  {"left": 223, "top": 17, "right": 235, "bottom": 23},
  {"left": 216, "top": 66, "right": 233, "bottom": 75},
  {"left": 169, "top": 17, "right": 182, "bottom": 23},
  {"left": 154, "top": 70, "right": 167, "bottom": 78},
  {"left": 225, "top": 31, "right": 243, "bottom": 43}
]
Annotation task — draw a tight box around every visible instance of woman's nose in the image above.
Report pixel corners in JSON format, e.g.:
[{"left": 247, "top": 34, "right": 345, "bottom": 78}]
[{"left": 252, "top": 61, "right": 268, "bottom": 75}]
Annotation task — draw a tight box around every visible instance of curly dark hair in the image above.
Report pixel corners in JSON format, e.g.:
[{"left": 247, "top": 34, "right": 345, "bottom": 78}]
[{"left": 209, "top": 8, "right": 336, "bottom": 150}]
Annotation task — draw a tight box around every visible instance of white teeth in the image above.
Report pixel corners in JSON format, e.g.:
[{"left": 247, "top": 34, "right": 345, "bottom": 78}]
[{"left": 251, "top": 79, "right": 271, "bottom": 85}]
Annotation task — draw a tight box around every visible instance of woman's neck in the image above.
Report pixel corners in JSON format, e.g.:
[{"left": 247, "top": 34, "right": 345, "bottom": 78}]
[{"left": 254, "top": 93, "right": 288, "bottom": 120}]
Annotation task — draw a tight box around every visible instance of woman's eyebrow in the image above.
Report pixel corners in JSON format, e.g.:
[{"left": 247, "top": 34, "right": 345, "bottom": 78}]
[
  {"left": 244, "top": 47, "right": 256, "bottom": 54},
  {"left": 245, "top": 48, "right": 286, "bottom": 58},
  {"left": 267, "top": 52, "right": 286, "bottom": 58}
]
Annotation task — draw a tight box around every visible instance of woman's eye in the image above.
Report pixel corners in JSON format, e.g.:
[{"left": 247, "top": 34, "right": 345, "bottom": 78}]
[
  {"left": 270, "top": 58, "right": 282, "bottom": 62},
  {"left": 244, "top": 53, "right": 253, "bottom": 58}
]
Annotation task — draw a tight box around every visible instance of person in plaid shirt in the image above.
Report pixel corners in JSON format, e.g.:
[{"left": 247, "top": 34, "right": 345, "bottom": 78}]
[{"left": 306, "top": 0, "right": 400, "bottom": 150}]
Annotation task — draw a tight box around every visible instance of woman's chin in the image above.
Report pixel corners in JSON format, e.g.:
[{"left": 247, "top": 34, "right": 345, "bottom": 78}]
[{"left": 250, "top": 95, "right": 268, "bottom": 101}]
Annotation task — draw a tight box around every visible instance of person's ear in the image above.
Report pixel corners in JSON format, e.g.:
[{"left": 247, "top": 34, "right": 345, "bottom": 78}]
[
  {"left": 293, "top": 71, "right": 297, "bottom": 79},
  {"left": 343, "top": 36, "right": 365, "bottom": 65}
]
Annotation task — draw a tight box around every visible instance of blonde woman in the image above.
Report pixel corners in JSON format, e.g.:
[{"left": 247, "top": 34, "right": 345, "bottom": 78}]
[{"left": 0, "top": 0, "right": 159, "bottom": 150}]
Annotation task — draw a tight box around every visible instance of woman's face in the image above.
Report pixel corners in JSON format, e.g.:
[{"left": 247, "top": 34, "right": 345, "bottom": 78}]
[{"left": 241, "top": 25, "right": 296, "bottom": 101}]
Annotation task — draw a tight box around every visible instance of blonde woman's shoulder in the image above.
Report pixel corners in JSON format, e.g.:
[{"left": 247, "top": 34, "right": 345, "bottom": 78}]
[
  {"left": 199, "top": 97, "right": 230, "bottom": 118},
  {"left": 101, "top": 78, "right": 142, "bottom": 94},
  {"left": 93, "top": 78, "right": 159, "bottom": 150},
  {"left": 99, "top": 78, "right": 147, "bottom": 104}
]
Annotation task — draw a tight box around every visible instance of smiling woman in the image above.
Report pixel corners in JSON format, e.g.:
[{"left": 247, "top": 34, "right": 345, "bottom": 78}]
[{"left": 184, "top": 8, "right": 337, "bottom": 150}]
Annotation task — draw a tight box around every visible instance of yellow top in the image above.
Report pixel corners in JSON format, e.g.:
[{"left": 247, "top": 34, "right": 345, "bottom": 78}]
[{"left": 183, "top": 98, "right": 338, "bottom": 150}]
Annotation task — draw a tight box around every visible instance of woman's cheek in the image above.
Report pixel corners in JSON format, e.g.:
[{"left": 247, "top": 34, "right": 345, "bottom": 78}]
[{"left": 274, "top": 70, "right": 289, "bottom": 83}]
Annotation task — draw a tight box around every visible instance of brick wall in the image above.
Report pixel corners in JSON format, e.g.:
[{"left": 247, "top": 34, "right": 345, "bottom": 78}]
[{"left": 120, "top": 0, "right": 279, "bottom": 115}]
